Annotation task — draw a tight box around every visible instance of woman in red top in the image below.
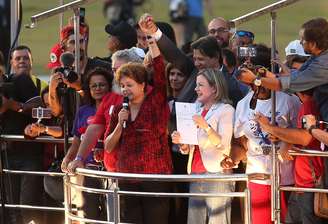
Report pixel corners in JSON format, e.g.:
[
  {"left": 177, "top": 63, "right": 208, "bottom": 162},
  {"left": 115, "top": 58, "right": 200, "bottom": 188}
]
[{"left": 104, "top": 36, "right": 172, "bottom": 223}]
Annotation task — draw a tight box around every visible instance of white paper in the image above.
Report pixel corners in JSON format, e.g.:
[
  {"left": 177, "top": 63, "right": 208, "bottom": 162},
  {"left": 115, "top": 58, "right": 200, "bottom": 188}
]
[{"left": 175, "top": 102, "right": 198, "bottom": 145}]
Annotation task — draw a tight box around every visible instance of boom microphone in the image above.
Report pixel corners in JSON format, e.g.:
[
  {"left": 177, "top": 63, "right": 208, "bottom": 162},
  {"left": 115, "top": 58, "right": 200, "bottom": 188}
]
[{"left": 122, "top": 96, "right": 129, "bottom": 128}]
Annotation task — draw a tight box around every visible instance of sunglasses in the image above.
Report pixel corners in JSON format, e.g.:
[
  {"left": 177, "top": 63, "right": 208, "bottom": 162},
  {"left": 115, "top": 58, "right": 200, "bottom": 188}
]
[{"left": 236, "top": 30, "right": 255, "bottom": 40}]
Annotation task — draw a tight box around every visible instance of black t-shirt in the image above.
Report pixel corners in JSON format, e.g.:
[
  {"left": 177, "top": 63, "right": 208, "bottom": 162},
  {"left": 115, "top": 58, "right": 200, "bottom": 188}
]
[{"left": 1, "top": 74, "right": 44, "bottom": 156}]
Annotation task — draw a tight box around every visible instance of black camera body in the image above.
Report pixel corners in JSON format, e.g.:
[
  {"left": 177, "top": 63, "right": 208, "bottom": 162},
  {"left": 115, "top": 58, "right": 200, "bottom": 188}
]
[{"left": 54, "top": 66, "right": 78, "bottom": 83}]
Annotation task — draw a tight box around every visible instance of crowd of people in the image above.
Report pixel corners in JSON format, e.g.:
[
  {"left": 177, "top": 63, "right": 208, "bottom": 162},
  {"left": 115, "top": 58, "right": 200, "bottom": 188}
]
[{"left": 0, "top": 2, "right": 328, "bottom": 224}]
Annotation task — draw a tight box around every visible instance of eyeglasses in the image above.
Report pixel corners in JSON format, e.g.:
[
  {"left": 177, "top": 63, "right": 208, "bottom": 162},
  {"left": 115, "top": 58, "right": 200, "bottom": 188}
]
[
  {"left": 89, "top": 82, "right": 108, "bottom": 90},
  {"left": 208, "top": 28, "right": 229, "bottom": 35},
  {"left": 236, "top": 30, "right": 254, "bottom": 40}
]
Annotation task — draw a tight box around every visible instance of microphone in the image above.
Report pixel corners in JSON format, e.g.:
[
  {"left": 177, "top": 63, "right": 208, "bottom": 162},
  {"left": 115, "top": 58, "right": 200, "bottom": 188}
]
[
  {"left": 122, "top": 97, "right": 129, "bottom": 128},
  {"left": 60, "top": 52, "right": 75, "bottom": 67}
]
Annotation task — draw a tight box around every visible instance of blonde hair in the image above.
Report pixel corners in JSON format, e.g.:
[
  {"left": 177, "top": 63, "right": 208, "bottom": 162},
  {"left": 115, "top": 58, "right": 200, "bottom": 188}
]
[{"left": 197, "top": 68, "right": 231, "bottom": 105}]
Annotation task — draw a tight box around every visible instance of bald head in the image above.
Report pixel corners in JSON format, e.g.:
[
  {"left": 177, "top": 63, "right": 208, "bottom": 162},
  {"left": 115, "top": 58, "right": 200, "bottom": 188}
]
[{"left": 207, "top": 17, "right": 230, "bottom": 48}]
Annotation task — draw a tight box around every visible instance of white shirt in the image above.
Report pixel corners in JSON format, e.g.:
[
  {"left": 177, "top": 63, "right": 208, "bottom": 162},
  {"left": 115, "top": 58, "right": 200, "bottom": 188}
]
[{"left": 234, "top": 91, "right": 300, "bottom": 185}]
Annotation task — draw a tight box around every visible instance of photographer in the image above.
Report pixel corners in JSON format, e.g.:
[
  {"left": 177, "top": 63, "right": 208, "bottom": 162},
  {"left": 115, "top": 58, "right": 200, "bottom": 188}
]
[
  {"left": 2, "top": 45, "right": 47, "bottom": 224},
  {"left": 49, "top": 25, "right": 111, "bottom": 116},
  {"left": 303, "top": 114, "right": 328, "bottom": 146}
]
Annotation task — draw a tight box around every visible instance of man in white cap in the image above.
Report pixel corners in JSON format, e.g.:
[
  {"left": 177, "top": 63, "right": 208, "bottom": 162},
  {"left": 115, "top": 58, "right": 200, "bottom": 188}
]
[{"left": 285, "top": 39, "right": 310, "bottom": 70}]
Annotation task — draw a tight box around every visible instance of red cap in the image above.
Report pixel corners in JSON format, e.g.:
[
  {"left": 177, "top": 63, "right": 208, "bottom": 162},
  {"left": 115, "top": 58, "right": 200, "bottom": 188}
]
[
  {"left": 60, "top": 25, "right": 88, "bottom": 43},
  {"left": 47, "top": 43, "right": 63, "bottom": 69}
]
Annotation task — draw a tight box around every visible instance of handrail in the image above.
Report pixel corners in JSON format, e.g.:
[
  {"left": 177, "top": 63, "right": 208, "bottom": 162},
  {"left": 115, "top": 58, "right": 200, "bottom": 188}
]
[
  {"left": 230, "top": 0, "right": 302, "bottom": 27},
  {"left": 75, "top": 168, "right": 249, "bottom": 182},
  {"left": 28, "top": 0, "right": 96, "bottom": 28},
  {"left": 0, "top": 134, "right": 73, "bottom": 144},
  {"left": 288, "top": 148, "right": 328, "bottom": 157}
]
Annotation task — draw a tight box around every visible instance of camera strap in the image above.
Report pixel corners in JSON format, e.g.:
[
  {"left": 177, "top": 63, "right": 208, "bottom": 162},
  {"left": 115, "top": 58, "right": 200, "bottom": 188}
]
[{"left": 36, "top": 77, "right": 41, "bottom": 95}]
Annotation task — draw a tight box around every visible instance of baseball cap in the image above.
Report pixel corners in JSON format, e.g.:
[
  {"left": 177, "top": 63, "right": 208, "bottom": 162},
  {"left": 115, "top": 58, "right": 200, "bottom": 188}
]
[
  {"left": 47, "top": 43, "right": 63, "bottom": 69},
  {"left": 105, "top": 21, "right": 137, "bottom": 49},
  {"left": 285, "top": 40, "right": 310, "bottom": 57}
]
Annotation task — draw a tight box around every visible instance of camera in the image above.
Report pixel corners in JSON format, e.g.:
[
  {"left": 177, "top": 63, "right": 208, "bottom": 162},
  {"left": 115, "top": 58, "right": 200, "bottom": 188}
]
[
  {"left": 0, "top": 76, "right": 14, "bottom": 107},
  {"left": 237, "top": 46, "right": 257, "bottom": 58},
  {"left": 32, "top": 107, "right": 52, "bottom": 121},
  {"left": 54, "top": 66, "right": 78, "bottom": 83}
]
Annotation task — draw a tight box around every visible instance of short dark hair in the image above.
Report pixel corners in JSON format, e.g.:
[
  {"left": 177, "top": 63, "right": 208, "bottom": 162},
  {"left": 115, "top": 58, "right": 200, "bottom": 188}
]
[
  {"left": 10, "top": 45, "right": 31, "bottom": 59},
  {"left": 250, "top": 44, "right": 271, "bottom": 69},
  {"left": 83, "top": 67, "right": 113, "bottom": 105},
  {"left": 41, "top": 86, "right": 49, "bottom": 106},
  {"left": 115, "top": 62, "right": 148, "bottom": 92},
  {"left": 302, "top": 18, "right": 328, "bottom": 51},
  {"left": 222, "top": 48, "right": 237, "bottom": 68},
  {"left": 285, "top": 55, "right": 309, "bottom": 69},
  {"left": 191, "top": 36, "right": 223, "bottom": 65}
]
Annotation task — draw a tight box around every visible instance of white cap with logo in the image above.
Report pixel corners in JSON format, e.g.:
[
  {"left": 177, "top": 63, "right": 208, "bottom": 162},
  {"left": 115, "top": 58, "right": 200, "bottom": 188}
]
[{"left": 285, "top": 40, "right": 310, "bottom": 57}]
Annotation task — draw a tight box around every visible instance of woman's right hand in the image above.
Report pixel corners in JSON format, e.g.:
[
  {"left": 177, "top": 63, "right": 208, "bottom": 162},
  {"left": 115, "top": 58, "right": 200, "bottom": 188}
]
[
  {"left": 61, "top": 156, "right": 72, "bottom": 173},
  {"left": 118, "top": 108, "right": 129, "bottom": 126},
  {"left": 67, "top": 160, "right": 84, "bottom": 174}
]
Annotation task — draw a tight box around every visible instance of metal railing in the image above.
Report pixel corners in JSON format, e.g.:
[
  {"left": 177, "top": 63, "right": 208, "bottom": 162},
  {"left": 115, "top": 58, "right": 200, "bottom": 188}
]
[
  {"left": 0, "top": 135, "right": 252, "bottom": 224},
  {"left": 64, "top": 169, "right": 252, "bottom": 224}
]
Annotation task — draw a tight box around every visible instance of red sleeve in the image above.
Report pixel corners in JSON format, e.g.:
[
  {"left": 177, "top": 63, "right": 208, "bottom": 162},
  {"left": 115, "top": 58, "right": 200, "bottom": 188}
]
[{"left": 92, "top": 96, "right": 107, "bottom": 125}]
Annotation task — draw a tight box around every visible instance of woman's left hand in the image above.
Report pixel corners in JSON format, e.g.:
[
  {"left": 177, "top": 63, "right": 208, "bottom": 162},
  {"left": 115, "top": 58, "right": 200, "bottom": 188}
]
[{"left": 192, "top": 115, "right": 208, "bottom": 130}]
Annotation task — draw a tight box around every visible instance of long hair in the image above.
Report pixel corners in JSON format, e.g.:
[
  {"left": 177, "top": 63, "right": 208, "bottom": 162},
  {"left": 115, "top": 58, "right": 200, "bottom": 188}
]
[{"left": 197, "top": 68, "right": 231, "bottom": 105}]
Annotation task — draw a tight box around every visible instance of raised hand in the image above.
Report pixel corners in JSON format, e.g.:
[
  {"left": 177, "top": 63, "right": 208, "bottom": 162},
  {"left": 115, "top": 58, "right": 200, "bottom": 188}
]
[{"left": 139, "top": 13, "right": 158, "bottom": 35}]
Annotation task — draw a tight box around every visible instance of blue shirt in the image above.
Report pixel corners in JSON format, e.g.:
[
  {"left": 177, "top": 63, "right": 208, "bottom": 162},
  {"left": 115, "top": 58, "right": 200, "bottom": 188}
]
[
  {"left": 279, "top": 50, "right": 328, "bottom": 121},
  {"left": 186, "top": 0, "right": 203, "bottom": 17}
]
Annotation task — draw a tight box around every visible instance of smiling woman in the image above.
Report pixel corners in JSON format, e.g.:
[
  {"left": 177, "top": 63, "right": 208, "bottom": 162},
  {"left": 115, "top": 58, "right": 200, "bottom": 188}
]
[{"left": 103, "top": 35, "right": 172, "bottom": 224}]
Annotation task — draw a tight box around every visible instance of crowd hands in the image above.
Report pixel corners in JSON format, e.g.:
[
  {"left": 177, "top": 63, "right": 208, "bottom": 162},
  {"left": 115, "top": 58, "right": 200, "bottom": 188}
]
[{"left": 2, "top": 1, "right": 328, "bottom": 222}]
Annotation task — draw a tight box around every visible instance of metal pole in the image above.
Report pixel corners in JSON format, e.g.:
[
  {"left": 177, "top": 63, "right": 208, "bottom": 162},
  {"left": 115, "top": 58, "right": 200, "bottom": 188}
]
[
  {"left": 63, "top": 175, "right": 72, "bottom": 224},
  {"left": 0, "top": 146, "right": 6, "bottom": 224},
  {"left": 59, "top": 0, "right": 64, "bottom": 36},
  {"left": 113, "top": 179, "right": 120, "bottom": 224},
  {"left": 244, "top": 181, "right": 252, "bottom": 224},
  {"left": 73, "top": 8, "right": 81, "bottom": 112},
  {"left": 270, "top": 11, "right": 280, "bottom": 224}
]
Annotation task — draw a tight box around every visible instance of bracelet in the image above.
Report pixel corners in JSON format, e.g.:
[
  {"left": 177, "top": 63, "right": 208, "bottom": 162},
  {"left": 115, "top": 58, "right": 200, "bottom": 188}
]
[
  {"left": 308, "top": 125, "right": 318, "bottom": 135},
  {"left": 74, "top": 155, "right": 84, "bottom": 162},
  {"left": 45, "top": 126, "right": 49, "bottom": 133}
]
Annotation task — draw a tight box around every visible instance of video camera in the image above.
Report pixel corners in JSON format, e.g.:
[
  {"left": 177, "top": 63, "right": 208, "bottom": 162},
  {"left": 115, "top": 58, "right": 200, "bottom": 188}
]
[
  {"left": 237, "top": 46, "right": 257, "bottom": 58},
  {"left": 54, "top": 52, "right": 78, "bottom": 84},
  {"left": 0, "top": 75, "right": 15, "bottom": 107}
]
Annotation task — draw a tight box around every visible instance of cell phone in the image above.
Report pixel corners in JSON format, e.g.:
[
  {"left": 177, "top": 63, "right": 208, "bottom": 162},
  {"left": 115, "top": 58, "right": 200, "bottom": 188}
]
[
  {"left": 32, "top": 107, "right": 52, "bottom": 120},
  {"left": 80, "top": 7, "right": 85, "bottom": 24},
  {"left": 238, "top": 46, "right": 257, "bottom": 58}
]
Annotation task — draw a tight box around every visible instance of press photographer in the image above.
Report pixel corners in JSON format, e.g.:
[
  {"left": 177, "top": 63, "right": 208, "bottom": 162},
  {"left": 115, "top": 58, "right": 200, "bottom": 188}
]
[
  {"left": 49, "top": 24, "right": 110, "bottom": 117},
  {"left": 1, "top": 45, "right": 47, "bottom": 224}
]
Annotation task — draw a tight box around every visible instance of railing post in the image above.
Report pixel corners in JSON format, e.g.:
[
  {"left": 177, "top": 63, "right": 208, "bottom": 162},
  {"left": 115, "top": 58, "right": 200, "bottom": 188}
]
[
  {"left": 0, "top": 145, "right": 6, "bottom": 224},
  {"left": 113, "top": 179, "right": 120, "bottom": 224},
  {"left": 244, "top": 181, "right": 252, "bottom": 224},
  {"left": 270, "top": 10, "right": 281, "bottom": 224},
  {"left": 63, "top": 175, "right": 72, "bottom": 224}
]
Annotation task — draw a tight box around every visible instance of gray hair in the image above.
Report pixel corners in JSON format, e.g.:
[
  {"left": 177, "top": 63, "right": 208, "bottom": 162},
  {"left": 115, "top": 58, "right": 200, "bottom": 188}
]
[
  {"left": 112, "top": 48, "right": 143, "bottom": 64},
  {"left": 197, "top": 68, "right": 231, "bottom": 105}
]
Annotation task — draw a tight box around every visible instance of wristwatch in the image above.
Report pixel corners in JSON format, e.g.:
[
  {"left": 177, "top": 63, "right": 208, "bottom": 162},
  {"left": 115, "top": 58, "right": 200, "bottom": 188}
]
[{"left": 254, "top": 77, "right": 262, "bottom": 87}]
